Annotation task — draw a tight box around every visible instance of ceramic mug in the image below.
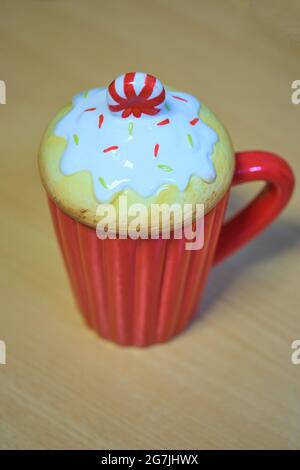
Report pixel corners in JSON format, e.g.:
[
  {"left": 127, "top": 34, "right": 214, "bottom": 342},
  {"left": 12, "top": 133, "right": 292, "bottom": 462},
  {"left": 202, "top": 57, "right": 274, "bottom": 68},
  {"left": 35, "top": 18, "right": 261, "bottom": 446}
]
[{"left": 49, "top": 150, "right": 294, "bottom": 347}]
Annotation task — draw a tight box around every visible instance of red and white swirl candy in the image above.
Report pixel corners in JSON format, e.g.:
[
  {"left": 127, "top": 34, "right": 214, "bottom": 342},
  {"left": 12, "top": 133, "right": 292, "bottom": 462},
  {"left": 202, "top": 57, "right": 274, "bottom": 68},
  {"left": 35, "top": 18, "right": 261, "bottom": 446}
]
[{"left": 107, "top": 72, "right": 166, "bottom": 118}]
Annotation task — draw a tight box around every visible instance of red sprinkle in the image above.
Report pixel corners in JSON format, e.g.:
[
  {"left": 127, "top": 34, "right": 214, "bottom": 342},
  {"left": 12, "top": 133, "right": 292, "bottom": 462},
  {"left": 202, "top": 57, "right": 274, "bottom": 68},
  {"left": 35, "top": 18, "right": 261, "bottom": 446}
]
[
  {"left": 190, "top": 118, "right": 199, "bottom": 126},
  {"left": 103, "top": 145, "right": 119, "bottom": 153},
  {"left": 98, "top": 114, "right": 104, "bottom": 128},
  {"left": 84, "top": 107, "right": 97, "bottom": 112},
  {"left": 156, "top": 118, "right": 170, "bottom": 126},
  {"left": 172, "top": 95, "right": 188, "bottom": 103},
  {"left": 154, "top": 144, "right": 159, "bottom": 157}
]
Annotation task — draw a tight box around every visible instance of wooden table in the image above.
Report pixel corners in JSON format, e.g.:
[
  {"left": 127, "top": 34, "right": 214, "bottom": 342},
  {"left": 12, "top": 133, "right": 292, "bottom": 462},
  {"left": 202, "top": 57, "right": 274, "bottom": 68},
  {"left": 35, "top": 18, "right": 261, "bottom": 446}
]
[{"left": 0, "top": 0, "right": 299, "bottom": 450}]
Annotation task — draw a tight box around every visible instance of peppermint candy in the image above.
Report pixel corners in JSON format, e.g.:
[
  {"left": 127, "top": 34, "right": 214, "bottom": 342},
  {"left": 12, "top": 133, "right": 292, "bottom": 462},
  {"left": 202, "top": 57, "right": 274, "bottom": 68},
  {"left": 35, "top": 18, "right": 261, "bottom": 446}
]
[{"left": 107, "top": 72, "right": 166, "bottom": 118}]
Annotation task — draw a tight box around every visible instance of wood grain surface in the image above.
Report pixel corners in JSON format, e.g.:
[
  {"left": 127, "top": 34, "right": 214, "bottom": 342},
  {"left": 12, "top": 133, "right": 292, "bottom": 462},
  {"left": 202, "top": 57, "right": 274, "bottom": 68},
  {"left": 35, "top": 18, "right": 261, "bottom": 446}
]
[{"left": 0, "top": 0, "right": 299, "bottom": 450}]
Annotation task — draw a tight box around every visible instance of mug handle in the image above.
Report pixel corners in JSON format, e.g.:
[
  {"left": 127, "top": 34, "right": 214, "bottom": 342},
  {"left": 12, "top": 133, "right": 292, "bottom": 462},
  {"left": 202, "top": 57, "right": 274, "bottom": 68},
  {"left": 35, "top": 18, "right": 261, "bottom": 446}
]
[{"left": 214, "top": 150, "right": 295, "bottom": 265}]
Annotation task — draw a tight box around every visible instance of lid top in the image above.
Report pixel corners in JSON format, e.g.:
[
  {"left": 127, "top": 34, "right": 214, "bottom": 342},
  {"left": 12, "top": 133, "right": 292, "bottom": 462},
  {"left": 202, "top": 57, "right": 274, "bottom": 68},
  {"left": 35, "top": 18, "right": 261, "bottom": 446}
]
[
  {"left": 107, "top": 72, "right": 166, "bottom": 118},
  {"left": 53, "top": 72, "right": 219, "bottom": 203}
]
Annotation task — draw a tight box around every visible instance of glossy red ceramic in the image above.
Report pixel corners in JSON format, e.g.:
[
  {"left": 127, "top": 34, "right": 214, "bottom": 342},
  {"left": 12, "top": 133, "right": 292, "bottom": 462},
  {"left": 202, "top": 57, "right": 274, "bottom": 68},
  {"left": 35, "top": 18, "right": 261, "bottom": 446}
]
[{"left": 48, "top": 151, "right": 294, "bottom": 346}]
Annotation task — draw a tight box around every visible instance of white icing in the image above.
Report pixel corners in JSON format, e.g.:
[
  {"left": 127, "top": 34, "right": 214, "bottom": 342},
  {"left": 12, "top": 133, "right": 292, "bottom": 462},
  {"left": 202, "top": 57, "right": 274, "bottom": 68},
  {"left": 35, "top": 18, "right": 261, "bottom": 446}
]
[{"left": 54, "top": 87, "right": 218, "bottom": 202}]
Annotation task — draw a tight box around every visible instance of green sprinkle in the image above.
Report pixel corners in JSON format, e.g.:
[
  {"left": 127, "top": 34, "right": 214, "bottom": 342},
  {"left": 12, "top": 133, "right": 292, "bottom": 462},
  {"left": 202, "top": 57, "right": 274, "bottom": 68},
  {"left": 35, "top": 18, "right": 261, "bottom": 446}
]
[
  {"left": 187, "top": 133, "right": 193, "bottom": 147},
  {"left": 83, "top": 90, "right": 89, "bottom": 98},
  {"left": 157, "top": 164, "right": 173, "bottom": 172},
  {"left": 73, "top": 134, "right": 79, "bottom": 145},
  {"left": 128, "top": 122, "right": 134, "bottom": 137},
  {"left": 98, "top": 177, "right": 109, "bottom": 189},
  {"left": 165, "top": 102, "right": 170, "bottom": 111}
]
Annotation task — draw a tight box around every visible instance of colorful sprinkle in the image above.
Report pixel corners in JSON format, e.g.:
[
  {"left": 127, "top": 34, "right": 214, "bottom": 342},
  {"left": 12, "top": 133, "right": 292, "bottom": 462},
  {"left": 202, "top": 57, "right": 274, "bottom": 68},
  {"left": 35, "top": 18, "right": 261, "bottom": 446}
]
[
  {"left": 73, "top": 134, "right": 79, "bottom": 145},
  {"left": 98, "top": 114, "right": 104, "bottom": 128},
  {"left": 172, "top": 95, "right": 188, "bottom": 103},
  {"left": 98, "top": 177, "right": 109, "bottom": 189},
  {"left": 187, "top": 134, "right": 193, "bottom": 147},
  {"left": 84, "top": 107, "right": 96, "bottom": 112},
  {"left": 103, "top": 145, "right": 119, "bottom": 153},
  {"left": 83, "top": 90, "right": 89, "bottom": 98},
  {"left": 190, "top": 118, "right": 199, "bottom": 126},
  {"left": 165, "top": 103, "right": 170, "bottom": 111},
  {"left": 128, "top": 122, "right": 134, "bottom": 137},
  {"left": 156, "top": 118, "right": 170, "bottom": 126},
  {"left": 157, "top": 164, "right": 173, "bottom": 172},
  {"left": 154, "top": 143, "right": 159, "bottom": 157}
]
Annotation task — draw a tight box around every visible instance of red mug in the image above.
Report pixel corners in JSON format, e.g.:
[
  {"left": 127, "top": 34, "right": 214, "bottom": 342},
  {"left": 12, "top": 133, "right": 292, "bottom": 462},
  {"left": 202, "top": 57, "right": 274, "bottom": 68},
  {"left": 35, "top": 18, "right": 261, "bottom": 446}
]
[{"left": 48, "top": 150, "right": 294, "bottom": 347}]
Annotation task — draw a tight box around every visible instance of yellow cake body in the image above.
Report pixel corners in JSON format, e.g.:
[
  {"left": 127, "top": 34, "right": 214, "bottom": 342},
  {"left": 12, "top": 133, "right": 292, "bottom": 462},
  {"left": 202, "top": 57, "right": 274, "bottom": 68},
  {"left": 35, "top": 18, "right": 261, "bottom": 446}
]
[{"left": 39, "top": 91, "right": 235, "bottom": 233}]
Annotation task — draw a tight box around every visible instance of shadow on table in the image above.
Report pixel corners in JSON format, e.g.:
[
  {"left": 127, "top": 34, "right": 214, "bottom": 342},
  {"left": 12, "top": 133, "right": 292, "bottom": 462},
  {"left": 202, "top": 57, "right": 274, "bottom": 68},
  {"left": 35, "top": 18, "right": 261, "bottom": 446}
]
[{"left": 192, "top": 217, "right": 300, "bottom": 323}]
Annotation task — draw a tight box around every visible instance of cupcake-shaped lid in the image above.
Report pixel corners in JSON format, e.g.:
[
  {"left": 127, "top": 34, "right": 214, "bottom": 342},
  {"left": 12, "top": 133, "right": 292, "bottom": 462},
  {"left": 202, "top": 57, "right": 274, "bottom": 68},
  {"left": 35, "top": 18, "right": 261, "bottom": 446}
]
[{"left": 39, "top": 72, "right": 234, "bottom": 231}]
